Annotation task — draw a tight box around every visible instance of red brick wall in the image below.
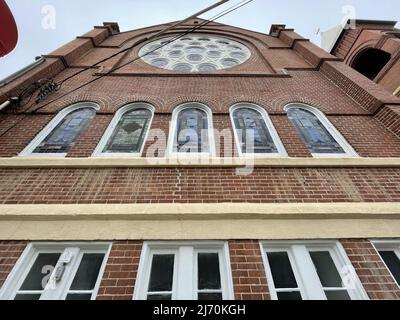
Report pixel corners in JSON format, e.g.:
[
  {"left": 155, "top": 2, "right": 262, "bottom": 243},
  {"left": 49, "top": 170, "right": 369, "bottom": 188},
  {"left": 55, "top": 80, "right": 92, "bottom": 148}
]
[
  {"left": 97, "top": 241, "right": 142, "bottom": 300},
  {"left": 1, "top": 20, "right": 399, "bottom": 159},
  {"left": 1, "top": 239, "right": 400, "bottom": 300},
  {"left": 329, "top": 115, "right": 400, "bottom": 157},
  {"left": 67, "top": 114, "right": 111, "bottom": 158},
  {"left": 0, "top": 241, "right": 27, "bottom": 289},
  {"left": 2, "top": 112, "right": 400, "bottom": 158},
  {"left": 229, "top": 240, "right": 270, "bottom": 300},
  {"left": 330, "top": 23, "right": 400, "bottom": 96},
  {"left": 375, "top": 106, "right": 400, "bottom": 138},
  {"left": 0, "top": 167, "right": 399, "bottom": 204},
  {"left": 341, "top": 239, "right": 400, "bottom": 300},
  {"left": 0, "top": 114, "right": 53, "bottom": 157}
]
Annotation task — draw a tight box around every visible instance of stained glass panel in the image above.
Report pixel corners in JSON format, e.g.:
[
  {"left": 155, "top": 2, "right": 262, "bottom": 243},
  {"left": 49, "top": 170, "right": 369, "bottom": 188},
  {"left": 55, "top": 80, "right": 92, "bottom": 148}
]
[
  {"left": 175, "top": 108, "right": 209, "bottom": 153},
  {"left": 233, "top": 108, "right": 278, "bottom": 154},
  {"left": 103, "top": 108, "right": 152, "bottom": 153},
  {"left": 33, "top": 108, "right": 96, "bottom": 154},
  {"left": 287, "top": 108, "right": 345, "bottom": 154}
]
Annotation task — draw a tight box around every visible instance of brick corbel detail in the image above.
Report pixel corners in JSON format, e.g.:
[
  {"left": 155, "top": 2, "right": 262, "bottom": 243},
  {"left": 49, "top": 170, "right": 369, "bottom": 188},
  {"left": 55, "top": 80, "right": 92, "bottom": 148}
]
[
  {"left": 320, "top": 60, "right": 400, "bottom": 113},
  {"left": 272, "top": 27, "right": 341, "bottom": 68},
  {"left": 44, "top": 23, "right": 119, "bottom": 67},
  {"left": 375, "top": 105, "right": 400, "bottom": 138},
  {"left": 77, "top": 28, "right": 111, "bottom": 47}
]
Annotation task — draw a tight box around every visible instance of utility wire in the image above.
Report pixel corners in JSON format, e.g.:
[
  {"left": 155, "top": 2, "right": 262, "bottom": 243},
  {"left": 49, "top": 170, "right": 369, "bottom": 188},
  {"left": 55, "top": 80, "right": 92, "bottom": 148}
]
[
  {"left": 0, "top": 0, "right": 254, "bottom": 138},
  {"left": 58, "top": 0, "right": 232, "bottom": 86},
  {"left": 25, "top": 0, "right": 253, "bottom": 114}
]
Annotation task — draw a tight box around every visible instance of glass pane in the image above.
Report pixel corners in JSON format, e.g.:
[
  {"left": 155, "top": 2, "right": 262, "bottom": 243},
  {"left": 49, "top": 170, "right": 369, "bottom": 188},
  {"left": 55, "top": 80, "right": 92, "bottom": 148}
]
[
  {"left": 66, "top": 294, "right": 92, "bottom": 300},
  {"left": 267, "top": 252, "right": 298, "bottom": 289},
  {"left": 14, "top": 294, "right": 41, "bottom": 300},
  {"left": 20, "top": 253, "right": 61, "bottom": 291},
  {"left": 34, "top": 108, "right": 96, "bottom": 154},
  {"left": 287, "top": 108, "right": 345, "bottom": 154},
  {"left": 379, "top": 251, "right": 400, "bottom": 285},
  {"left": 148, "top": 254, "right": 174, "bottom": 292},
  {"left": 325, "top": 290, "right": 351, "bottom": 300},
  {"left": 147, "top": 294, "right": 172, "bottom": 300},
  {"left": 233, "top": 108, "right": 278, "bottom": 154},
  {"left": 103, "top": 108, "right": 152, "bottom": 153},
  {"left": 310, "top": 251, "right": 343, "bottom": 288},
  {"left": 277, "top": 292, "right": 302, "bottom": 300},
  {"left": 175, "top": 108, "right": 209, "bottom": 153},
  {"left": 198, "top": 293, "right": 223, "bottom": 300},
  {"left": 70, "top": 254, "right": 105, "bottom": 290},
  {"left": 198, "top": 253, "right": 221, "bottom": 290}
]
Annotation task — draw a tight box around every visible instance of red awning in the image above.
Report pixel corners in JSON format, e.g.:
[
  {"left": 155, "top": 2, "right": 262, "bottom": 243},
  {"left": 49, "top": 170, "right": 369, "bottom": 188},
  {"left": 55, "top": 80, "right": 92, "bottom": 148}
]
[{"left": 0, "top": 0, "right": 18, "bottom": 57}]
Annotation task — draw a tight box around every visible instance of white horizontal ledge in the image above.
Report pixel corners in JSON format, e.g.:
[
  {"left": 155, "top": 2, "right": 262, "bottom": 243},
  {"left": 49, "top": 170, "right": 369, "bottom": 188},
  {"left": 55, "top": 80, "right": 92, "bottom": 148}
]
[
  {"left": 2, "top": 157, "right": 400, "bottom": 168},
  {"left": 0, "top": 202, "right": 399, "bottom": 221},
  {"left": 1, "top": 203, "right": 399, "bottom": 240}
]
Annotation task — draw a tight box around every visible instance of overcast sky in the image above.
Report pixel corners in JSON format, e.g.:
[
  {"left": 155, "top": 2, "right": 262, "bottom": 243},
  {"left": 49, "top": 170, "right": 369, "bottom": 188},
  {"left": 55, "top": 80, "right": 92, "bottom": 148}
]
[{"left": 1, "top": 0, "right": 398, "bottom": 79}]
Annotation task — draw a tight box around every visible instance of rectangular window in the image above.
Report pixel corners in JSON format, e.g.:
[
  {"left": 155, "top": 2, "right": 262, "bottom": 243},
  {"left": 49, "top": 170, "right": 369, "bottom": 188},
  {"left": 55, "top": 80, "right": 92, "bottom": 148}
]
[
  {"left": 372, "top": 241, "right": 400, "bottom": 287},
  {"left": 135, "top": 242, "right": 233, "bottom": 300},
  {"left": 261, "top": 241, "right": 368, "bottom": 300},
  {"left": 0, "top": 243, "right": 111, "bottom": 300}
]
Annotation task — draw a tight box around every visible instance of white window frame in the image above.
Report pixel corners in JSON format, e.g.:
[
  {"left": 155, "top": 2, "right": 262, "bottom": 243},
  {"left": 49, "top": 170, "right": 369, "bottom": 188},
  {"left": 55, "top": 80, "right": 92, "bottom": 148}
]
[
  {"left": 371, "top": 240, "right": 400, "bottom": 288},
  {"left": 230, "top": 103, "right": 288, "bottom": 158},
  {"left": 134, "top": 241, "right": 234, "bottom": 300},
  {"left": 167, "top": 103, "right": 216, "bottom": 158},
  {"left": 19, "top": 102, "right": 100, "bottom": 158},
  {"left": 92, "top": 103, "right": 155, "bottom": 157},
  {"left": 284, "top": 103, "right": 358, "bottom": 158},
  {"left": 260, "top": 240, "right": 368, "bottom": 300},
  {"left": 0, "top": 242, "right": 111, "bottom": 300}
]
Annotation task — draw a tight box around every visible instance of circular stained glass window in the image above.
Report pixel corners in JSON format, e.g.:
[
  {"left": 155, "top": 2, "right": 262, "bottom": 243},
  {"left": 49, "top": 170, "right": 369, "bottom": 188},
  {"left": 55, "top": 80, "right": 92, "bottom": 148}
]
[
  {"left": 198, "top": 63, "right": 217, "bottom": 72},
  {"left": 139, "top": 34, "right": 251, "bottom": 72},
  {"left": 221, "top": 58, "right": 240, "bottom": 67},
  {"left": 173, "top": 63, "right": 193, "bottom": 72}
]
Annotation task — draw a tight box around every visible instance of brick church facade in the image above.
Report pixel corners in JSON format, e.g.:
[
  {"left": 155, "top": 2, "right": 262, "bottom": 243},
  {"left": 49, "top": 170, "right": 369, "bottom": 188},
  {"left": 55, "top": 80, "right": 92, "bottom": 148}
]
[
  {"left": 323, "top": 19, "right": 400, "bottom": 97},
  {"left": 0, "top": 18, "right": 399, "bottom": 300}
]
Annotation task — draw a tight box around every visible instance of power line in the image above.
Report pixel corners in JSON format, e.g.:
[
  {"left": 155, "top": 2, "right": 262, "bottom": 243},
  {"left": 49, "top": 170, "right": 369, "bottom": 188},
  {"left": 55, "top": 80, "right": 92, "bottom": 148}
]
[
  {"left": 0, "top": 0, "right": 254, "bottom": 138},
  {"left": 26, "top": 0, "right": 253, "bottom": 114},
  {"left": 58, "top": 0, "right": 231, "bottom": 86}
]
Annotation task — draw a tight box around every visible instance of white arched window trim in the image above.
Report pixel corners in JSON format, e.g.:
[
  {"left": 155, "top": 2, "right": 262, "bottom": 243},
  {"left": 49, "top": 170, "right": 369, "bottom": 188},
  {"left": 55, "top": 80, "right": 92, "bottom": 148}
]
[
  {"left": 284, "top": 103, "right": 358, "bottom": 158},
  {"left": 230, "top": 103, "right": 288, "bottom": 158},
  {"left": 167, "top": 103, "right": 216, "bottom": 157},
  {"left": 92, "top": 103, "right": 155, "bottom": 157},
  {"left": 19, "top": 102, "right": 100, "bottom": 158}
]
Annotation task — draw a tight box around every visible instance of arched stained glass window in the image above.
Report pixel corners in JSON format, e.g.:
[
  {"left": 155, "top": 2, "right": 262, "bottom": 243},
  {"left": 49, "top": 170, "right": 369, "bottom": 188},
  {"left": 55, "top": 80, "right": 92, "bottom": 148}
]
[
  {"left": 286, "top": 105, "right": 356, "bottom": 156},
  {"left": 171, "top": 105, "right": 212, "bottom": 154},
  {"left": 232, "top": 107, "right": 278, "bottom": 154},
  {"left": 22, "top": 105, "right": 98, "bottom": 156},
  {"left": 101, "top": 108, "right": 153, "bottom": 154}
]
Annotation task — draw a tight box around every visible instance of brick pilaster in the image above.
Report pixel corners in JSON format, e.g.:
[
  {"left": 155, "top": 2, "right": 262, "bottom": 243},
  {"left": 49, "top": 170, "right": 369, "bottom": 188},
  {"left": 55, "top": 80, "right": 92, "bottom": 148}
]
[
  {"left": 340, "top": 239, "right": 400, "bottom": 300},
  {"left": 229, "top": 240, "right": 270, "bottom": 300},
  {"left": 97, "top": 241, "right": 143, "bottom": 300}
]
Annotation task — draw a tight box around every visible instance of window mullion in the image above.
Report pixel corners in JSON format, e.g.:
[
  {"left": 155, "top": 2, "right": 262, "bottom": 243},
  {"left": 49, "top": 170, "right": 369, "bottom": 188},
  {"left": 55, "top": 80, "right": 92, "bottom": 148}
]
[
  {"left": 40, "top": 247, "right": 81, "bottom": 300},
  {"left": 291, "top": 245, "right": 326, "bottom": 300},
  {"left": 176, "top": 246, "right": 194, "bottom": 300}
]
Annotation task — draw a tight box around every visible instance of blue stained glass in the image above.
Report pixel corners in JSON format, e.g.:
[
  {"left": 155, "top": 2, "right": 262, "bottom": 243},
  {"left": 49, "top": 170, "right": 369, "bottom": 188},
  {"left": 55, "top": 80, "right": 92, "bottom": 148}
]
[
  {"left": 34, "top": 108, "right": 96, "bottom": 154},
  {"left": 175, "top": 108, "right": 209, "bottom": 153},
  {"left": 232, "top": 108, "right": 278, "bottom": 154},
  {"left": 287, "top": 108, "right": 345, "bottom": 154}
]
